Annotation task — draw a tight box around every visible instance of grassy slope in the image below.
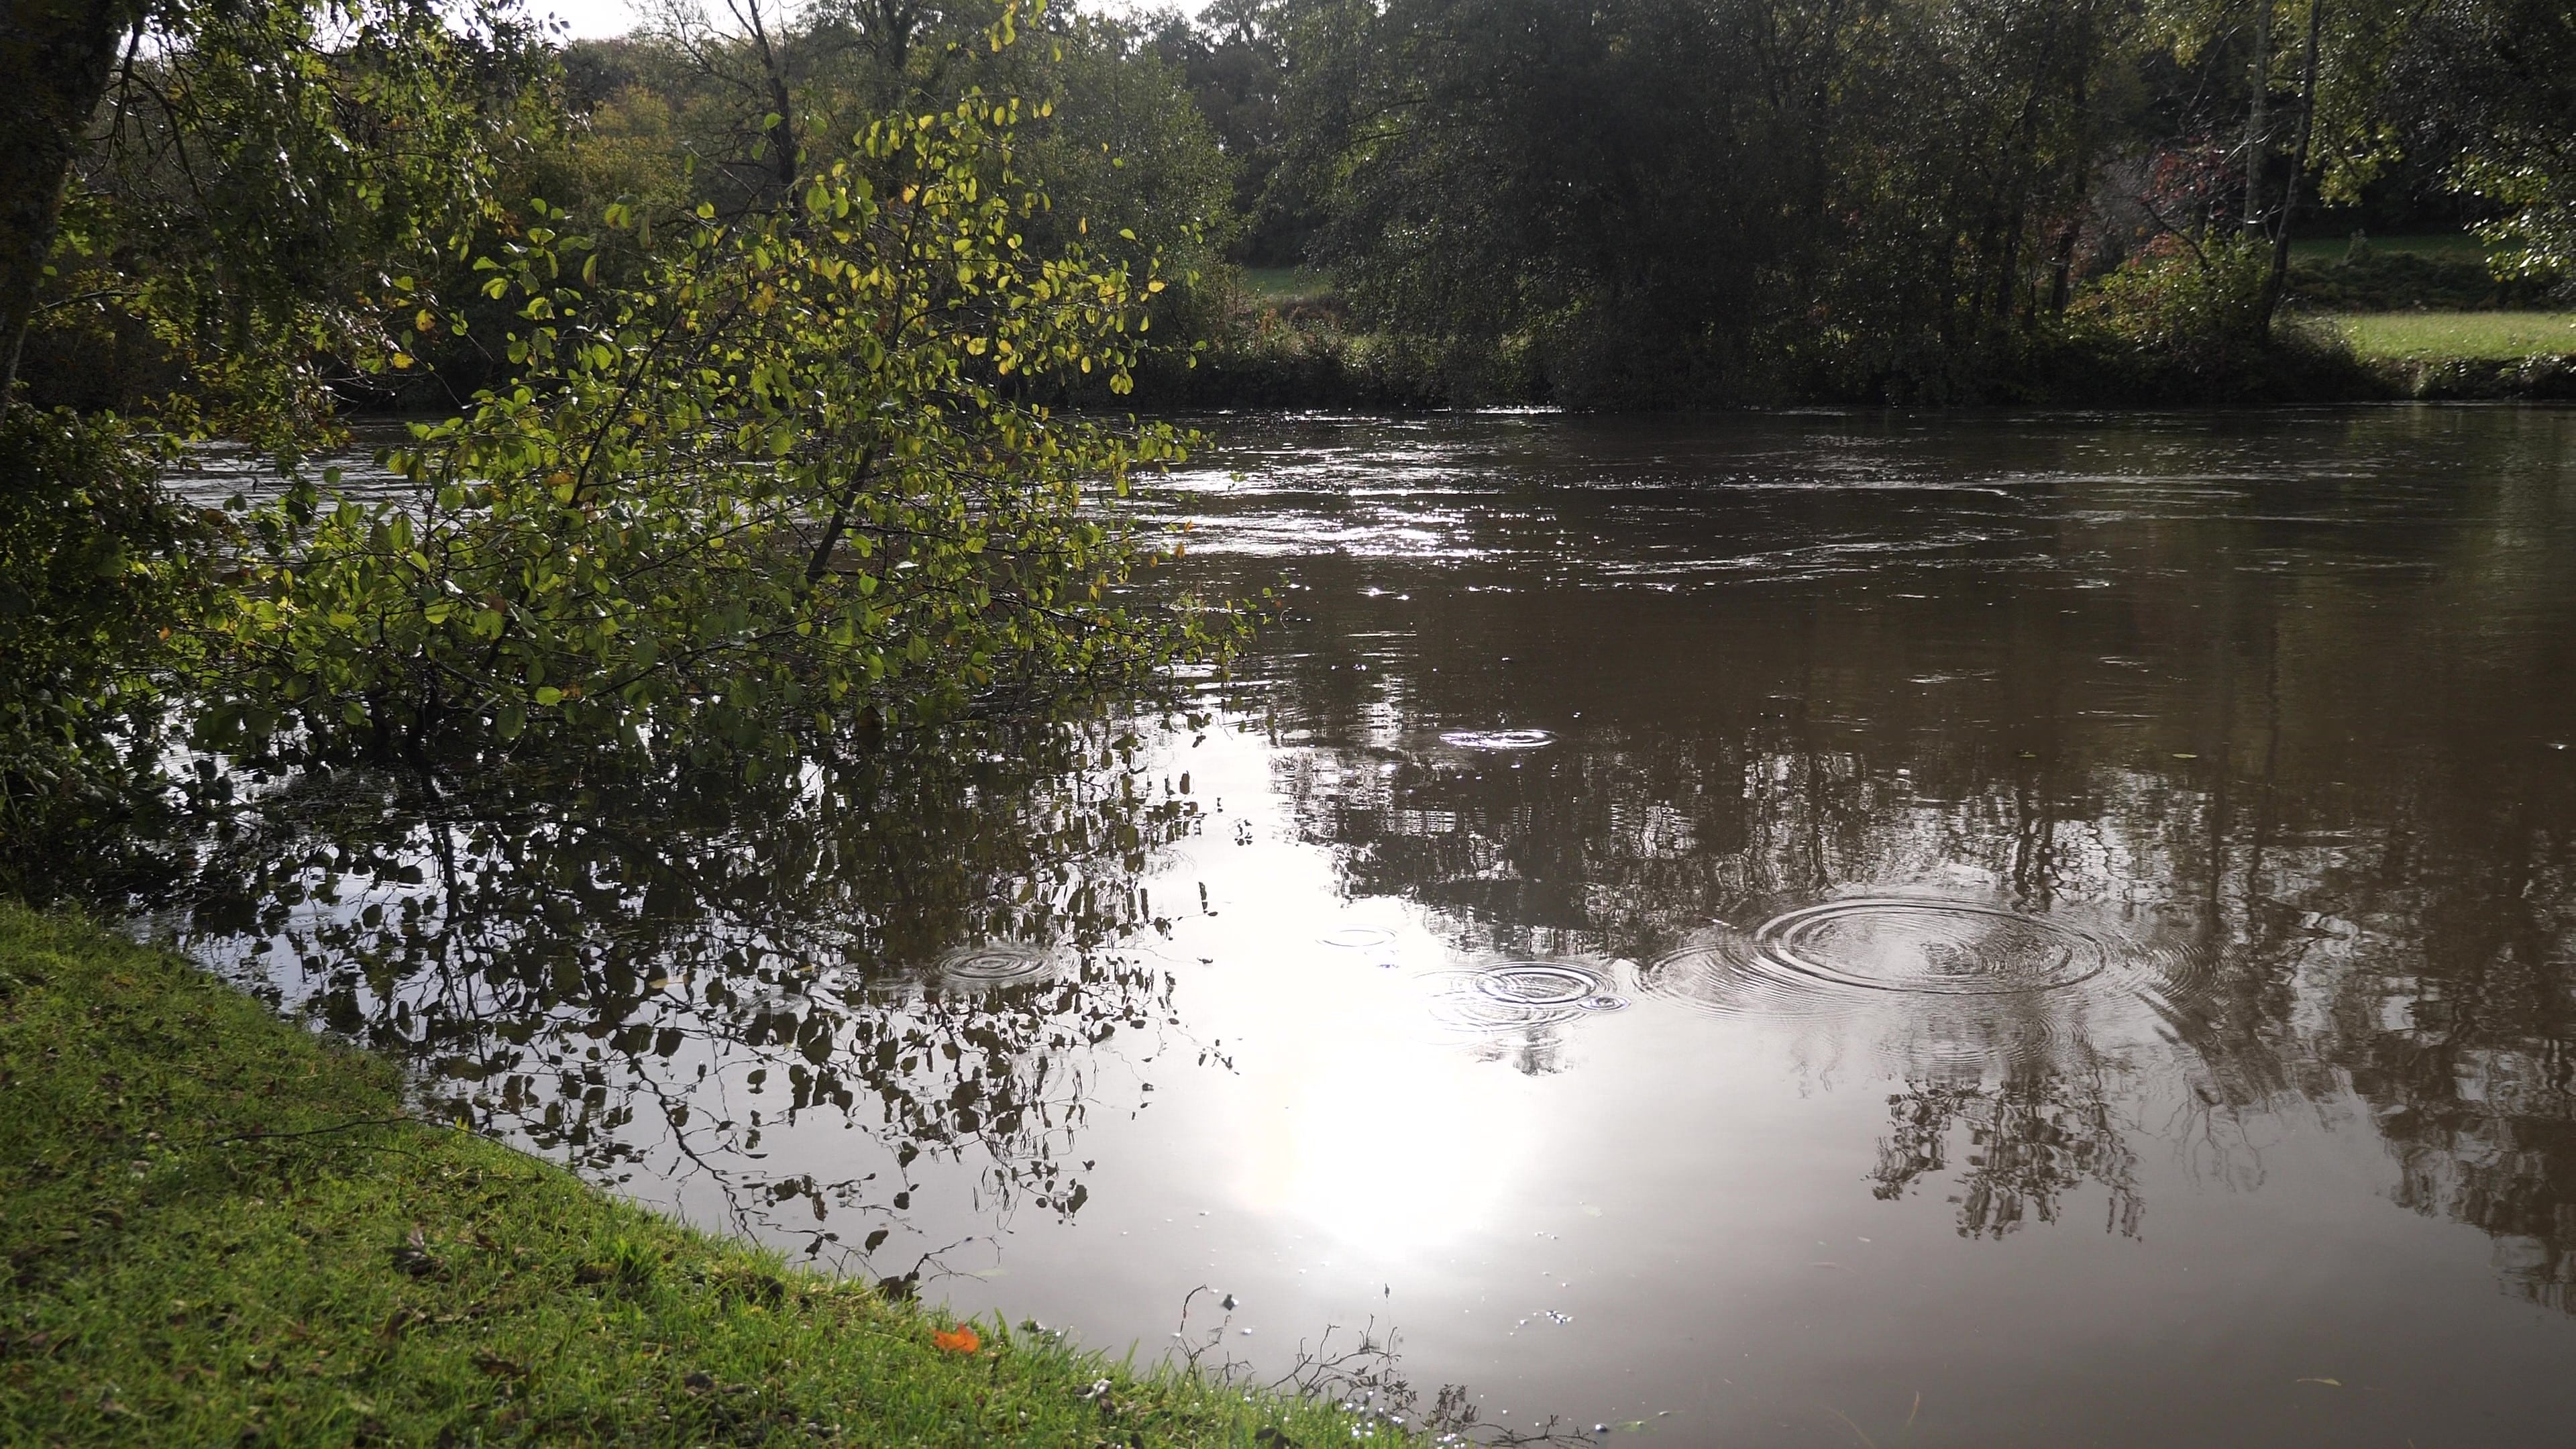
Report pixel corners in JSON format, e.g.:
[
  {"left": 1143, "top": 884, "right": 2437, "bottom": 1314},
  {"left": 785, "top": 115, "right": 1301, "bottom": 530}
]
[
  {"left": 0, "top": 903, "right": 1405, "bottom": 1446},
  {"left": 2328, "top": 311, "right": 2576, "bottom": 361}
]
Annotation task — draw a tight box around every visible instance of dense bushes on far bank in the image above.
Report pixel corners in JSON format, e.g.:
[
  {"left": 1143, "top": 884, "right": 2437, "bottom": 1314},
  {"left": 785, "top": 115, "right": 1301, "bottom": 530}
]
[
  {"left": 2286, "top": 248, "right": 2566, "bottom": 313},
  {"left": 1138, "top": 283, "right": 2391, "bottom": 411}
]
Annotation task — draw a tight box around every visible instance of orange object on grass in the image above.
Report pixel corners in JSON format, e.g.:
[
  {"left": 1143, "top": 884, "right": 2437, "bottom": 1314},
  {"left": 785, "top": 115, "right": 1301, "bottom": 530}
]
[{"left": 931, "top": 1324, "right": 981, "bottom": 1354}]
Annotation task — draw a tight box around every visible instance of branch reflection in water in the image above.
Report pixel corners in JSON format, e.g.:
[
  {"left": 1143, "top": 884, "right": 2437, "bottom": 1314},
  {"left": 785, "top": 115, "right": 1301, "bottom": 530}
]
[{"left": 166, "top": 711, "right": 1216, "bottom": 1279}]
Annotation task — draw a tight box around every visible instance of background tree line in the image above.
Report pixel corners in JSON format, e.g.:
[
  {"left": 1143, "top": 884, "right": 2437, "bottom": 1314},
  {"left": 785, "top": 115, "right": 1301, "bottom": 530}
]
[
  {"left": 9, "top": 0, "right": 2570, "bottom": 420},
  {"left": 1151, "top": 0, "right": 2573, "bottom": 404}
]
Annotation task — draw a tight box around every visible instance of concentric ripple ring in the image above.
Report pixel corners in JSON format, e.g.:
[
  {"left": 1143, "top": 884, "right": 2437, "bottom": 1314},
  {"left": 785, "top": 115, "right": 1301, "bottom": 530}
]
[
  {"left": 1319, "top": 926, "right": 1398, "bottom": 950},
  {"left": 1474, "top": 962, "right": 1609, "bottom": 1006},
  {"left": 1752, "top": 898, "right": 2108, "bottom": 996},
  {"left": 1440, "top": 729, "right": 1558, "bottom": 751},
  {"left": 938, "top": 945, "right": 1057, "bottom": 987}
]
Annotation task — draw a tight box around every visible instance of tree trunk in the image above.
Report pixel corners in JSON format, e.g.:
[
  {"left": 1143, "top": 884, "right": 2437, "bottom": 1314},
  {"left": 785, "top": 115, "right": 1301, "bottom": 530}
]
[
  {"left": 2048, "top": 63, "right": 2095, "bottom": 317},
  {"left": 0, "top": 0, "right": 136, "bottom": 411},
  {"left": 736, "top": 0, "right": 800, "bottom": 201},
  {"left": 2258, "top": 0, "right": 2322, "bottom": 331},
  {"left": 2244, "top": 0, "right": 2271, "bottom": 234}
]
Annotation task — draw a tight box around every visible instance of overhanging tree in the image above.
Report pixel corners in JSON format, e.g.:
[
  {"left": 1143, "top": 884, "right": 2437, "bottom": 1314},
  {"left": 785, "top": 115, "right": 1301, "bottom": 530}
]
[{"left": 201, "top": 91, "right": 1241, "bottom": 762}]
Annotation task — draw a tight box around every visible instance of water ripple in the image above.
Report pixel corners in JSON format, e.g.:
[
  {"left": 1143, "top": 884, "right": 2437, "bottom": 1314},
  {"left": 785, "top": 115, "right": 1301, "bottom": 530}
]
[
  {"left": 1438, "top": 729, "right": 1558, "bottom": 751},
  {"left": 1635, "top": 898, "right": 2208, "bottom": 1073},
  {"left": 1755, "top": 898, "right": 2110, "bottom": 996},
  {"left": 1318, "top": 926, "right": 1399, "bottom": 951},
  {"left": 1423, "top": 962, "right": 1631, "bottom": 1038},
  {"left": 937, "top": 944, "right": 1059, "bottom": 987},
  {"left": 1474, "top": 961, "right": 1609, "bottom": 1006}
]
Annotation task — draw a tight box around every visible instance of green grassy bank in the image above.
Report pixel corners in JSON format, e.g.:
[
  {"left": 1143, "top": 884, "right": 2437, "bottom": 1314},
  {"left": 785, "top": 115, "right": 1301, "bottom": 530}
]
[
  {"left": 1234, "top": 268, "right": 1334, "bottom": 305},
  {"left": 0, "top": 904, "right": 1411, "bottom": 1446},
  {"left": 2328, "top": 311, "right": 2576, "bottom": 361},
  {"left": 2322, "top": 311, "right": 2576, "bottom": 400}
]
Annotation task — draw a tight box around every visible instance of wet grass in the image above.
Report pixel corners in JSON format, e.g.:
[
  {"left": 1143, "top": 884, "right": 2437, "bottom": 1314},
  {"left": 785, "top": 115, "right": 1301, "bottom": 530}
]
[
  {"left": 2328, "top": 311, "right": 2576, "bottom": 361},
  {"left": 0, "top": 902, "right": 1410, "bottom": 1446}
]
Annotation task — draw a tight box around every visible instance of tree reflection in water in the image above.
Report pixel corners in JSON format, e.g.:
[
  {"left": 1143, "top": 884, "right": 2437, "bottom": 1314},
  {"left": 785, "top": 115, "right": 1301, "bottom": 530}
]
[
  {"left": 163, "top": 713, "right": 1212, "bottom": 1274},
  {"left": 1871, "top": 1068, "right": 2145, "bottom": 1241},
  {"left": 1271, "top": 682, "right": 2576, "bottom": 1301},
  {"left": 128, "top": 682, "right": 2576, "bottom": 1315}
]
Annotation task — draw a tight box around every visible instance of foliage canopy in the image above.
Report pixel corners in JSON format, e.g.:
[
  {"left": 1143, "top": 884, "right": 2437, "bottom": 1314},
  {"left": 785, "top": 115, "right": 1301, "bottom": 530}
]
[
  {"left": 25, "top": 0, "right": 553, "bottom": 445},
  {"left": 201, "top": 91, "right": 1236, "bottom": 763}
]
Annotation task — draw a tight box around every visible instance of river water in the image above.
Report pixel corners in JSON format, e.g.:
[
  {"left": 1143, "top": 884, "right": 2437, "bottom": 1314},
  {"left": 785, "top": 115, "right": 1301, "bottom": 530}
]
[{"left": 174, "top": 407, "right": 2576, "bottom": 1445}]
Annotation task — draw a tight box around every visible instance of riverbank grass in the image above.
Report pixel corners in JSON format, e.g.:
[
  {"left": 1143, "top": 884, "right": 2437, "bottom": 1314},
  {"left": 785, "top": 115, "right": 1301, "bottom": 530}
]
[
  {"left": 0, "top": 903, "right": 1396, "bottom": 1446},
  {"left": 1235, "top": 267, "right": 1332, "bottom": 304},
  {"left": 2327, "top": 311, "right": 2576, "bottom": 361}
]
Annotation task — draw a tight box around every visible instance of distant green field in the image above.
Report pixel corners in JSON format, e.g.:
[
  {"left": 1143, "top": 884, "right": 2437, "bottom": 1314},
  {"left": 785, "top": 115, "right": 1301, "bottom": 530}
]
[
  {"left": 1238, "top": 266, "right": 1332, "bottom": 301},
  {"left": 2290, "top": 232, "right": 2490, "bottom": 263},
  {"left": 2328, "top": 311, "right": 2576, "bottom": 360}
]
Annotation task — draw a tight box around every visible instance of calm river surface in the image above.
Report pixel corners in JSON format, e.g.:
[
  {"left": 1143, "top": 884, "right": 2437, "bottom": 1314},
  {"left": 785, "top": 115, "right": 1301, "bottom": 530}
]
[{"left": 174, "top": 407, "right": 2576, "bottom": 1446}]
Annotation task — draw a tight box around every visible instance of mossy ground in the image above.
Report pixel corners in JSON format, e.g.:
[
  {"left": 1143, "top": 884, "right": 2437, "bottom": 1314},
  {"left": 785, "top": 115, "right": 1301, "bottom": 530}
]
[{"left": 0, "top": 902, "right": 1409, "bottom": 1446}]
